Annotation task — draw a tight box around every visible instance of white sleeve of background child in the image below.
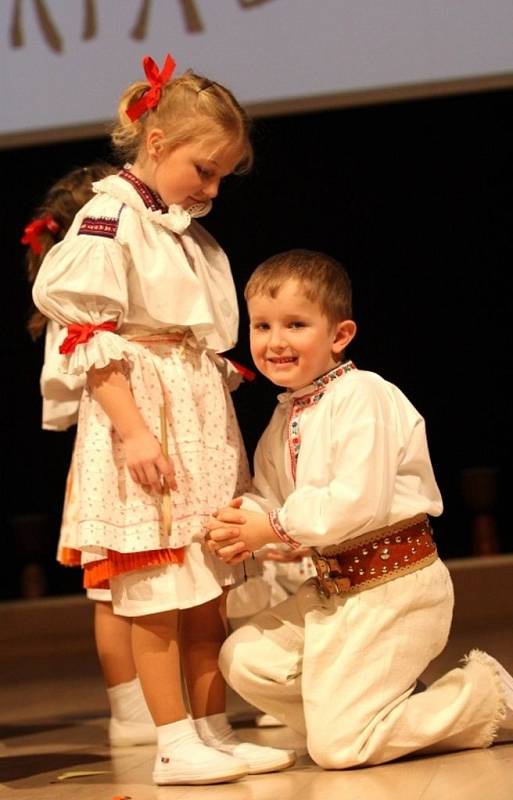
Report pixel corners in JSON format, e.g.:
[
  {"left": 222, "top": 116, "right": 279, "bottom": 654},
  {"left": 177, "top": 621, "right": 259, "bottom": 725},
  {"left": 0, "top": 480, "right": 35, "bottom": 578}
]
[{"left": 40, "top": 320, "right": 85, "bottom": 430}]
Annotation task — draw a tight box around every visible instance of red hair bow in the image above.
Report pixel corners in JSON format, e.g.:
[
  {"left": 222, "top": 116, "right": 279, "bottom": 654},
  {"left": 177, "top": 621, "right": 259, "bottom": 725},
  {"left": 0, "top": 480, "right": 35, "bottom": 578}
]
[
  {"left": 59, "top": 321, "right": 117, "bottom": 355},
  {"left": 21, "top": 216, "right": 60, "bottom": 254},
  {"left": 126, "top": 54, "right": 176, "bottom": 122}
]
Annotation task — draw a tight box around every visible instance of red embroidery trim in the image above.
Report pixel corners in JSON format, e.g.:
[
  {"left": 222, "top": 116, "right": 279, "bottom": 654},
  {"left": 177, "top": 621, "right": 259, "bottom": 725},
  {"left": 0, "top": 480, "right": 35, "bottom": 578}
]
[
  {"left": 126, "top": 54, "right": 176, "bottom": 122},
  {"left": 59, "top": 321, "right": 117, "bottom": 355},
  {"left": 78, "top": 216, "right": 119, "bottom": 238},
  {"left": 269, "top": 510, "right": 301, "bottom": 549},
  {"left": 21, "top": 216, "right": 60, "bottom": 254}
]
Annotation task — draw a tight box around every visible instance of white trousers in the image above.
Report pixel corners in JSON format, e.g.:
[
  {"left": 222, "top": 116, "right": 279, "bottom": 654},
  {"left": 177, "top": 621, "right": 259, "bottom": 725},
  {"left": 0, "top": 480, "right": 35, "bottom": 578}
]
[{"left": 219, "top": 559, "right": 503, "bottom": 768}]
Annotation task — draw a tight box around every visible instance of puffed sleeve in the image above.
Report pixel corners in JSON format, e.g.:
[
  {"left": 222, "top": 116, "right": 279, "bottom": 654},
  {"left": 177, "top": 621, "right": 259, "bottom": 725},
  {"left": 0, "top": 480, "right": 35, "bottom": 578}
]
[{"left": 32, "top": 235, "right": 133, "bottom": 375}]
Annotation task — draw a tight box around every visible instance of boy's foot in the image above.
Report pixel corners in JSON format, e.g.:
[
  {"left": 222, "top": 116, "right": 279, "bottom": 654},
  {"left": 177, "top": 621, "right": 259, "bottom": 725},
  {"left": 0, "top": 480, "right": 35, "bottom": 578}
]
[
  {"left": 109, "top": 717, "right": 157, "bottom": 747},
  {"left": 196, "top": 713, "right": 296, "bottom": 774},
  {"left": 152, "top": 742, "right": 247, "bottom": 785},
  {"left": 483, "top": 654, "right": 513, "bottom": 730}
]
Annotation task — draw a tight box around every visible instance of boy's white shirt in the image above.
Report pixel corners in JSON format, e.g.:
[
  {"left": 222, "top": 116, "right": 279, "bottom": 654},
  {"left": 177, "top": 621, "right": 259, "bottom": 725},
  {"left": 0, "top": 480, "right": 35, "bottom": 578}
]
[{"left": 241, "top": 366, "right": 443, "bottom": 551}]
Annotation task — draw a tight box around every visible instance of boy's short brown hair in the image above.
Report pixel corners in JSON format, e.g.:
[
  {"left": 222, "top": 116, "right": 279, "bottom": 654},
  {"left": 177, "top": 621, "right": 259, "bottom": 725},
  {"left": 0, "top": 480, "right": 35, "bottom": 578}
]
[{"left": 244, "top": 249, "right": 353, "bottom": 324}]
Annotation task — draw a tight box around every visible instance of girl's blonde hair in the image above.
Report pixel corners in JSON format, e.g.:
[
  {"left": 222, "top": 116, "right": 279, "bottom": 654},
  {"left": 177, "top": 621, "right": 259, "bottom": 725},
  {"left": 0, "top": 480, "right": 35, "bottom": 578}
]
[
  {"left": 245, "top": 249, "right": 353, "bottom": 324},
  {"left": 111, "top": 70, "right": 253, "bottom": 172},
  {"left": 25, "top": 162, "right": 116, "bottom": 339}
]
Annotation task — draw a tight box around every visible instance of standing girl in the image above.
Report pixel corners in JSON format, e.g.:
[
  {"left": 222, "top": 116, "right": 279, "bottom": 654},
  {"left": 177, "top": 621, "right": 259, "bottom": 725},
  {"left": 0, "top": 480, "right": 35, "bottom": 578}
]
[{"left": 33, "top": 55, "right": 294, "bottom": 785}]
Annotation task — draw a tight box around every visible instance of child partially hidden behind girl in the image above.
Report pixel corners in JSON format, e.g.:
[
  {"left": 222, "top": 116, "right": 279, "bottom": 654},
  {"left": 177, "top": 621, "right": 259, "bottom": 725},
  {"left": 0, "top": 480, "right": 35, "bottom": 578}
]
[{"left": 31, "top": 54, "right": 294, "bottom": 785}]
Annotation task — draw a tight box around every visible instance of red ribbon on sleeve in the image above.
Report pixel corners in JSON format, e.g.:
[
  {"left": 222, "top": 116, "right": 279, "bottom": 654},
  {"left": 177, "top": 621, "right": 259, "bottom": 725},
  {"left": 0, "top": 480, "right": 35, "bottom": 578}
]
[
  {"left": 59, "top": 322, "right": 117, "bottom": 355},
  {"left": 21, "top": 216, "right": 60, "bottom": 254},
  {"left": 126, "top": 54, "right": 176, "bottom": 122},
  {"left": 227, "top": 359, "right": 257, "bottom": 382}
]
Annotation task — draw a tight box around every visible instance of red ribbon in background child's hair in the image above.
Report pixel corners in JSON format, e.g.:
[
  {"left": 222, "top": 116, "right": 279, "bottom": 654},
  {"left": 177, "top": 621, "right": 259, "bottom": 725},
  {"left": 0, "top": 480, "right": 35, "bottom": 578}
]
[
  {"left": 59, "top": 322, "right": 117, "bottom": 355},
  {"left": 21, "top": 216, "right": 60, "bottom": 254},
  {"left": 126, "top": 54, "right": 176, "bottom": 122}
]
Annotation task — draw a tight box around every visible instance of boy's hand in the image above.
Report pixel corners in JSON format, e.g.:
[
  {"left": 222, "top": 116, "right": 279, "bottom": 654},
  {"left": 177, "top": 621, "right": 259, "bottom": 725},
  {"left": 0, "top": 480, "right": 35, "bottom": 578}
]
[
  {"left": 206, "top": 505, "right": 278, "bottom": 565},
  {"left": 260, "top": 546, "right": 313, "bottom": 563}
]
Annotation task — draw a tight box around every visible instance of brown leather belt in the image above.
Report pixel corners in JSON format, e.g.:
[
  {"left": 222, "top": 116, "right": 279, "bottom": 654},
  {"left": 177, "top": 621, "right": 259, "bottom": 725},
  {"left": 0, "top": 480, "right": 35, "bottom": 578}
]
[{"left": 312, "top": 515, "right": 438, "bottom": 597}]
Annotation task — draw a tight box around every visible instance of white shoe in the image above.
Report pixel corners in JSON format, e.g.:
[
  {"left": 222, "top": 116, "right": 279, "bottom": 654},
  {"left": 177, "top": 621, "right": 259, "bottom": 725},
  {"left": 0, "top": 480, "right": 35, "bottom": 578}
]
[
  {"left": 196, "top": 714, "right": 296, "bottom": 774},
  {"left": 152, "top": 743, "right": 248, "bottom": 785},
  {"left": 216, "top": 738, "right": 296, "bottom": 774},
  {"left": 109, "top": 717, "right": 157, "bottom": 747}
]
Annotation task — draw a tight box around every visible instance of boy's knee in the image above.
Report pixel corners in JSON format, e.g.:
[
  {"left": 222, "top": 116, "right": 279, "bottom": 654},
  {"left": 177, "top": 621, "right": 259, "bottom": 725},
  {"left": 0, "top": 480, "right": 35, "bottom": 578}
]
[{"left": 308, "top": 730, "right": 364, "bottom": 770}]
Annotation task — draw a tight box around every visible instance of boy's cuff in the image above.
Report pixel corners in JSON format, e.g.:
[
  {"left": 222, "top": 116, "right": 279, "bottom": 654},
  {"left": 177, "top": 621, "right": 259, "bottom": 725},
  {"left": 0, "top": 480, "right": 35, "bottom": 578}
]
[{"left": 268, "top": 510, "right": 302, "bottom": 549}]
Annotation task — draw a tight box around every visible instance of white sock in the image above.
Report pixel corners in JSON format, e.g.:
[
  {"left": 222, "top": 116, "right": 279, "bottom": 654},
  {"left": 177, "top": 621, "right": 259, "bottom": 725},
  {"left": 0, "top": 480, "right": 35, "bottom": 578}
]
[
  {"left": 195, "top": 712, "right": 235, "bottom": 744},
  {"left": 157, "top": 717, "right": 203, "bottom": 754},
  {"left": 107, "top": 677, "right": 153, "bottom": 724}
]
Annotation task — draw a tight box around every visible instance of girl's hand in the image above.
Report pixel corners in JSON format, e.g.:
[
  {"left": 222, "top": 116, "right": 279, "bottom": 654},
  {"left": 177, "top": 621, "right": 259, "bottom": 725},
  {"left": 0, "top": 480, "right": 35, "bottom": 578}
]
[{"left": 123, "top": 428, "right": 177, "bottom": 493}]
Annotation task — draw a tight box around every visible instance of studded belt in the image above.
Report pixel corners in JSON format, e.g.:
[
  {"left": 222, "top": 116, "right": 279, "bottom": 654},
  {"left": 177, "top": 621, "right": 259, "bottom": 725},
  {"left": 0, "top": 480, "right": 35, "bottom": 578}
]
[{"left": 312, "top": 515, "right": 438, "bottom": 597}]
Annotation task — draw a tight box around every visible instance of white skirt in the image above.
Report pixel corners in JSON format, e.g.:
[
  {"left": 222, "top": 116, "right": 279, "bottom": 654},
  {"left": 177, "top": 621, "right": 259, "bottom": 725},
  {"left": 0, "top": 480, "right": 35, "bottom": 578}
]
[
  {"left": 57, "top": 337, "right": 255, "bottom": 609},
  {"left": 73, "top": 338, "right": 250, "bottom": 553}
]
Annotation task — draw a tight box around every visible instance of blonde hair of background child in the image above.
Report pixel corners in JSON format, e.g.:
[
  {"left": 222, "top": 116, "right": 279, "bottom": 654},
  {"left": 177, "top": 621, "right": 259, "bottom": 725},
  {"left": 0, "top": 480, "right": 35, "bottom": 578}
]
[
  {"left": 24, "top": 163, "right": 116, "bottom": 340},
  {"left": 112, "top": 66, "right": 253, "bottom": 172},
  {"left": 245, "top": 248, "right": 353, "bottom": 324}
]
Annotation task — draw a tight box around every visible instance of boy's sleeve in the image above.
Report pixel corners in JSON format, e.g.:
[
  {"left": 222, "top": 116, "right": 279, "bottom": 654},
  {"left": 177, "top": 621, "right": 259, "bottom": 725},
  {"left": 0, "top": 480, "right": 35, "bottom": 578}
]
[
  {"left": 267, "top": 383, "right": 424, "bottom": 549},
  {"left": 240, "top": 419, "right": 284, "bottom": 515}
]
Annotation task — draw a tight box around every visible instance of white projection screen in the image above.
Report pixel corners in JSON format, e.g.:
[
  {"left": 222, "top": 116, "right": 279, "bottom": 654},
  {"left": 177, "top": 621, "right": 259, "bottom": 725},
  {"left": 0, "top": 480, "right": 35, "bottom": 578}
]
[{"left": 1, "top": 0, "right": 512, "bottom": 148}]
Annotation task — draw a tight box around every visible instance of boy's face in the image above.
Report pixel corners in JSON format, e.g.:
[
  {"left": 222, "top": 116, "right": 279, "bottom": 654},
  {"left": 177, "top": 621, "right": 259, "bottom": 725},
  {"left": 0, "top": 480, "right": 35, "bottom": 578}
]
[{"left": 248, "top": 279, "right": 355, "bottom": 392}]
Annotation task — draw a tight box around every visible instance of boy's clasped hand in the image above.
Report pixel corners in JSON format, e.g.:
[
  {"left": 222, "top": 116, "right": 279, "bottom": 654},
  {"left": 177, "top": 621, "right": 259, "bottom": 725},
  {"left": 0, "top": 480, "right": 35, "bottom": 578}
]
[{"left": 206, "top": 500, "right": 276, "bottom": 565}]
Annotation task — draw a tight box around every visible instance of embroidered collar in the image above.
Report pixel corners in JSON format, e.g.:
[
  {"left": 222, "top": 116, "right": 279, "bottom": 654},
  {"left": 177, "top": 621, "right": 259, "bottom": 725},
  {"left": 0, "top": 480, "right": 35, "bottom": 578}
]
[
  {"left": 281, "top": 360, "right": 357, "bottom": 483},
  {"left": 92, "top": 169, "right": 212, "bottom": 235},
  {"left": 119, "top": 168, "right": 167, "bottom": 212},
  {"left": 278, "top": 361, "right": 357, "bottom": 406}
]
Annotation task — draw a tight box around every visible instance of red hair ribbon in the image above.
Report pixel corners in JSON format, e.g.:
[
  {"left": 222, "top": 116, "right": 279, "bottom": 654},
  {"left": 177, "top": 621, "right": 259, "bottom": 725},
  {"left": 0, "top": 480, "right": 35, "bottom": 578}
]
[
  {"left": 126, "top": 53, "right": 176, "bottom": 122},
  {"left": 59, "top": 321, "right": 117, "bottom": 355},
  {"left": 228, "top": 359, "right": 257, "bottom": 382},
  {"left": 21, "top": 216, "right": 60, "bottom": 254}
]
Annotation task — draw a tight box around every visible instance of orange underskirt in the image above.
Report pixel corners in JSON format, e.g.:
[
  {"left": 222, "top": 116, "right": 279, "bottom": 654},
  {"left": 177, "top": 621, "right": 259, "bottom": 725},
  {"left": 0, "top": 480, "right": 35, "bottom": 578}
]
[
  {"left": 83, "top": 547, "right": 185, "bottom": 589},
  {"left": 58, "top": 546, "right": 82, "bottom": 567}
]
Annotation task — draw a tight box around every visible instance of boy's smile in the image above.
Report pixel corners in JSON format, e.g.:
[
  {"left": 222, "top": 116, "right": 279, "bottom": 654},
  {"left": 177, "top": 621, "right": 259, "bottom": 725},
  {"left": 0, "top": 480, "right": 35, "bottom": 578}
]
[{"left": 248, "top": 280, "right": 355, "bottom": 392}]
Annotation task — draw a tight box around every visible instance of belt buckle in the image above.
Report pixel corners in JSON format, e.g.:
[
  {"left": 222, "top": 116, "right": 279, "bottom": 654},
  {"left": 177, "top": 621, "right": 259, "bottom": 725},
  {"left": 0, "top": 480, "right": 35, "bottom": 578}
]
[{"left": 313, "top": 553, "right": 351, "bottom": 597}]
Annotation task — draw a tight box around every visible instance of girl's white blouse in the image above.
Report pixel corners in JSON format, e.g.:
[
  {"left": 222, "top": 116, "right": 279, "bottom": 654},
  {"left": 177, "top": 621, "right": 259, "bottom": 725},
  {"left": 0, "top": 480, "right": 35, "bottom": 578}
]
[
  {"left": 242, "top": 367, "right": 444, "bottom": 551},
  {"left": 32, "top": 173, "right": 239, "bottom": 378}
]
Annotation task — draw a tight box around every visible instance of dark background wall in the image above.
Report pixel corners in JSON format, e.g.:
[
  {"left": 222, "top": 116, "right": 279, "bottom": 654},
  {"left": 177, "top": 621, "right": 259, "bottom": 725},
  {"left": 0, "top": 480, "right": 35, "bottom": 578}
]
[{"left": 1, "top": 87, "right": 511, "bottom": 599}]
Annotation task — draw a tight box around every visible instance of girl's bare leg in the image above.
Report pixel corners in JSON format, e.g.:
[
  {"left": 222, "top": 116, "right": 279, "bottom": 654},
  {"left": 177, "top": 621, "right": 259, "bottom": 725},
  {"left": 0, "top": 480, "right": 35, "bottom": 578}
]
[
  {"left": 94, "top": 601, "right": 137, "bottom": 687},
  {"left": 131, "top": 609, "right": 188, "bottom": 724},
  {"left": 180, "top": 592, "right": 228, "bottom": 719}
]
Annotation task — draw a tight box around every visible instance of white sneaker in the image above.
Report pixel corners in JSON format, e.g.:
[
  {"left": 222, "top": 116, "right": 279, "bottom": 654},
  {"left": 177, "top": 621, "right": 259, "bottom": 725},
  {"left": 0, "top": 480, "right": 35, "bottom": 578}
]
[
  {"left": 215, "top": 738, "right": 296, "bottom": 774},
  {"left": 152, "top": 742, "right": 248, "bottom": 785},
  {"left": 196, "top": 714, "right": 296, "bottom": 774},
  {"left": 109, "top": 717, "right": 157, "bottom": 747}
]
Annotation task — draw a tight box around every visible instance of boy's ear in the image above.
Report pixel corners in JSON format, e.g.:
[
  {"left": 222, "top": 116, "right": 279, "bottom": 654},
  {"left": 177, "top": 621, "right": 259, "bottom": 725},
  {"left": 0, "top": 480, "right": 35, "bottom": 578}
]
[
  {"left": 332, "top": 320, "right": 357, "bottom": 355},
  {"left": 147, "top": 128, "right": 165, "bottom": 158}
]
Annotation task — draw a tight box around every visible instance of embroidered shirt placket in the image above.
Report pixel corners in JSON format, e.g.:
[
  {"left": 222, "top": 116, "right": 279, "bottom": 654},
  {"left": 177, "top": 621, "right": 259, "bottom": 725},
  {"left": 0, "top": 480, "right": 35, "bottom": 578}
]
[{"left": 270, "top": 361, "right": 358, "bottom": 548}]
